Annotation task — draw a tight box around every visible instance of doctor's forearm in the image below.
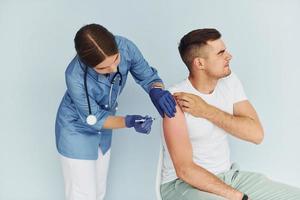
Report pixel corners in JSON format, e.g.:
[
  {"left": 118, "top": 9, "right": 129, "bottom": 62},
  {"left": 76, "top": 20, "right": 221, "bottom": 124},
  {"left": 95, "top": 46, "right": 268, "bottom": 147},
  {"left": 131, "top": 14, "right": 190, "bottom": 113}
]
[
  {"left": 102, "top": 116, "right": 126, "bottom": 129},
  {"left": 204, "top": 105, "right": 263, "bottom": 144}
]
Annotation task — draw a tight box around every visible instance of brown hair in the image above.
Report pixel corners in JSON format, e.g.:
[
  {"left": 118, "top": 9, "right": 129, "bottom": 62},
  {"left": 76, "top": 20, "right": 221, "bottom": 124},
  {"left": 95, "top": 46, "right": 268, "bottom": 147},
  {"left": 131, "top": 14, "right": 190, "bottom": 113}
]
[
  {"left": 178, "top": 28, "right": 221, "bottom": 70},
  {"left": 74, "top": 24, "right": 118, "bottom": 67}
]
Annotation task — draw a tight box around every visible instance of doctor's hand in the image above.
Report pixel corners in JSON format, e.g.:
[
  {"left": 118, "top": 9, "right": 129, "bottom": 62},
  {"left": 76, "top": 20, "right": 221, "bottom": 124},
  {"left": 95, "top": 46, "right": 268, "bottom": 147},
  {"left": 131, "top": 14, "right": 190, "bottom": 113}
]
[
  {"left": 149, "top": 88, "right": 176, "bottom": 118},
  {"left": 173, "top": 92, "right": 211, "bottom": 118},
  {"left": 125, "top": 115, "right": 153, "bottom": 134}
]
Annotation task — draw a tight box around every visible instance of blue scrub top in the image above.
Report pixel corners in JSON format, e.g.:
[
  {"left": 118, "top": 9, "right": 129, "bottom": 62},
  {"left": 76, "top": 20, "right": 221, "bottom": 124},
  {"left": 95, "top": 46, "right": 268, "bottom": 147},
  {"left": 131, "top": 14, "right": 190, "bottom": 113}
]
[{"left": 55, "top": 36, "right": 163, "bottom": 160}]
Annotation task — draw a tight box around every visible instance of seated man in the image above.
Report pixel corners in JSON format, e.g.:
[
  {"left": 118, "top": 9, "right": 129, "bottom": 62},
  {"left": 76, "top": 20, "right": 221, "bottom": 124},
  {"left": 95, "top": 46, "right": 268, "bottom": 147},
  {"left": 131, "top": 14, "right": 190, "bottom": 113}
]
[{"left": 160, "top": 28, "right": 300, "bottom": 200}]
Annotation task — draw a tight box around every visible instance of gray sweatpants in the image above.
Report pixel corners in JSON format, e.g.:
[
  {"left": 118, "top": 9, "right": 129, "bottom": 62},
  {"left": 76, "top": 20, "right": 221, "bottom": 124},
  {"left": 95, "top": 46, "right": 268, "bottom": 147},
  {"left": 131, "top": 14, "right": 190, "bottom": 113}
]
[{"left": 161, "top": 164, "right": 300, "bottom": 200}]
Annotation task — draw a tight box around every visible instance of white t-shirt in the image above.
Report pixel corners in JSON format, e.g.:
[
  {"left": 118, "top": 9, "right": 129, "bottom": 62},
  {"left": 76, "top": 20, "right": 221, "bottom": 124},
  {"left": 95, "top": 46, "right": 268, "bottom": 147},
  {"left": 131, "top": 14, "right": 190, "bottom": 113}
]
[{"left": 161, "top": 72, "right": 247, "bottom": 184}]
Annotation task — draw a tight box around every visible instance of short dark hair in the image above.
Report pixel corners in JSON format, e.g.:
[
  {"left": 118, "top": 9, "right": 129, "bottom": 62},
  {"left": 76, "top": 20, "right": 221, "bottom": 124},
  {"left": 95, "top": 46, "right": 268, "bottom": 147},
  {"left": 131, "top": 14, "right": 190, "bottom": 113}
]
[
  {"left": 74, "top": 24, "right": 118, "bottom": 67},
  {"left": 178, "top": 28, "right": 221, "bottom": 70}
]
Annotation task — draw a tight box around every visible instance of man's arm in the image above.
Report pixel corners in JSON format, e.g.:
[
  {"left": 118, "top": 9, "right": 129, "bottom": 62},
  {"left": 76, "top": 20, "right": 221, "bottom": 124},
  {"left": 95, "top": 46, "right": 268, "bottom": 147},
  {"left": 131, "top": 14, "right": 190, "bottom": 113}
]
[
  {"left": 163, "top": 105, "right": 244, "bottom": 200},
  {"left": 206, "top": 100, "right": 264, "bottom": 144},
  {"left": 174, "top": 92, "right": 264, "bottom": 144}
]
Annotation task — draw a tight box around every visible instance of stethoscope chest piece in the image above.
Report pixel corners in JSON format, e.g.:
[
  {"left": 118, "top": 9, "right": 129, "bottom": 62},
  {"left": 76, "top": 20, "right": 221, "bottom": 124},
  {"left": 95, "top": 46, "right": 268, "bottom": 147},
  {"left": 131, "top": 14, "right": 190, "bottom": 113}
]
[{"left": 86, "top": 114, "right": 97, "bottom": 125}]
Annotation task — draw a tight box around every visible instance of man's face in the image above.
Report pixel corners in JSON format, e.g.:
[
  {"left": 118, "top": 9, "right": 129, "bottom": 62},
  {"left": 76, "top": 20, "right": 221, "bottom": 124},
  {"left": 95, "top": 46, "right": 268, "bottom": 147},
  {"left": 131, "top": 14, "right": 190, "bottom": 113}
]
[
  {"left": 93, "top": 53, "right": 120, "bottom": 74},
  {"left": 202, "top": 39, "right": 232, "bottom": 79}
]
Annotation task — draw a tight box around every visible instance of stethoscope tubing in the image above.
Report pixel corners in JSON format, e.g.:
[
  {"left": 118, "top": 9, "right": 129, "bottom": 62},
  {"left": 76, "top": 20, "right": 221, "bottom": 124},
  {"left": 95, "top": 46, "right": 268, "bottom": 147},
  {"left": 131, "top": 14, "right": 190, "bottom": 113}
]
[{"left": 79, "top": 58, "right": 123, "bottom": 125}]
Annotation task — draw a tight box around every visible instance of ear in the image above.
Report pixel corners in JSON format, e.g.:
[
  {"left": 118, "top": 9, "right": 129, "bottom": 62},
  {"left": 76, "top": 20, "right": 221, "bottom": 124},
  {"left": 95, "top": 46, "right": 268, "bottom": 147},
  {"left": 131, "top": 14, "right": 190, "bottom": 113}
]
[{"left": 193, "top": 57, "right": 205, "bottom": 70}]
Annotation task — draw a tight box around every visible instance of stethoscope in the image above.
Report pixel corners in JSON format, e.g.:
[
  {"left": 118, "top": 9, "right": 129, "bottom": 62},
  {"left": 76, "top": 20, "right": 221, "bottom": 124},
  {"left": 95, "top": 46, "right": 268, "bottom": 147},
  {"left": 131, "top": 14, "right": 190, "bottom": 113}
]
[{"left": 79, "top": 58, "right": 123, "bottom": 125}]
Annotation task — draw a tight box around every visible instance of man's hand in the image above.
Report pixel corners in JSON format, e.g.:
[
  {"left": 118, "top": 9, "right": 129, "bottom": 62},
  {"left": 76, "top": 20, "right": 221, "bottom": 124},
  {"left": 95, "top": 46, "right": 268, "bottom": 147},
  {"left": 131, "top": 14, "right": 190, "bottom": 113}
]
[{"left": 173, "top": 92, "right": 210, "bottom": 118}]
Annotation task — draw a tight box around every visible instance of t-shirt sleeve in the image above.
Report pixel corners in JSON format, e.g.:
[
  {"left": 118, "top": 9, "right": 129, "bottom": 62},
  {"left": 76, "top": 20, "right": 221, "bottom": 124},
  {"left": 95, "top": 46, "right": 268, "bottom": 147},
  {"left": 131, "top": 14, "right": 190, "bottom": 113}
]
[{"left": 229, "top": 72, "right": 247, "bottom": 104}]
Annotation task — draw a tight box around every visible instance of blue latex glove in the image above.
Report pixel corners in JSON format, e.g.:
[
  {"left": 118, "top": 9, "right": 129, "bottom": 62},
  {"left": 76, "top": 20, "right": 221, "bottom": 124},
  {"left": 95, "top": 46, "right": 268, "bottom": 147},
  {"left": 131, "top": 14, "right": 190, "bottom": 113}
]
[
  {"left": 149, "top": 88, "right": 176, "bottom": 118},
  {"left": 125, "top": 115, "right": 153, "bottom": 134}
]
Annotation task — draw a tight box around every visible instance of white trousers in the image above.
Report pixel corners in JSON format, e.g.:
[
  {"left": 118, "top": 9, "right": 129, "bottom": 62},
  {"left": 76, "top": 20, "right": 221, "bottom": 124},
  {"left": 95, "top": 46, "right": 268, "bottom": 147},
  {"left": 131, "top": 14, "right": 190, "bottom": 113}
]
[{"left": 60, "top": 148, "right": 111, "bottom": 200}]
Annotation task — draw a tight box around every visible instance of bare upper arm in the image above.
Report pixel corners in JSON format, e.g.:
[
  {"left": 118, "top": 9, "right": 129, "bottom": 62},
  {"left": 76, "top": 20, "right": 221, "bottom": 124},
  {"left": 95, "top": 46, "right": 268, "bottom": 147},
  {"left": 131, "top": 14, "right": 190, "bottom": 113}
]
[{"left": 163, "top": 104, "right": 193, "bottom": 169}]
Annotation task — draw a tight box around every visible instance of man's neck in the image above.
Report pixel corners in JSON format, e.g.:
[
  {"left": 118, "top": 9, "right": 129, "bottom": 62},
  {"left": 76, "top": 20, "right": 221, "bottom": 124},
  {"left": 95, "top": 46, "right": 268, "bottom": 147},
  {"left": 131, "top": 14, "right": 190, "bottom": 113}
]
[{"left": 188, "top": 72, "right": 218, "bottom": 94}]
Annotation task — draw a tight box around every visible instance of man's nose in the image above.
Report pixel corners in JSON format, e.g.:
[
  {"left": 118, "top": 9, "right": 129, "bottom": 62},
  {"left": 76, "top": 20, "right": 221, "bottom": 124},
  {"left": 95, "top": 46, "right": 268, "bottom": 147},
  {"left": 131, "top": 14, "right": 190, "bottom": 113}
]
[{"left": 226, "top": 52, "right": 232, "bottom": 61}]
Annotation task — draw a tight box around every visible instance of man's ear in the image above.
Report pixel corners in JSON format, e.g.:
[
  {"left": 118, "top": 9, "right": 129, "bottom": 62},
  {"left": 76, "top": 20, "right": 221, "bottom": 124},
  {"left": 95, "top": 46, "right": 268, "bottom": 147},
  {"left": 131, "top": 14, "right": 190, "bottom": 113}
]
[{"left": 193, "top": 57, "right": 205, "bottom": 70}]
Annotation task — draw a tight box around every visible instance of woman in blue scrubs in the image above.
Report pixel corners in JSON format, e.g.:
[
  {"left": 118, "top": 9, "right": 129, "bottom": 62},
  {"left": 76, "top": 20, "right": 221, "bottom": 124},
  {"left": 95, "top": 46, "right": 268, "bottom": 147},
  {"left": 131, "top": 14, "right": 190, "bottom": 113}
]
[{"left": 55, "top": 24, "right": 176, "bottom": 200}]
